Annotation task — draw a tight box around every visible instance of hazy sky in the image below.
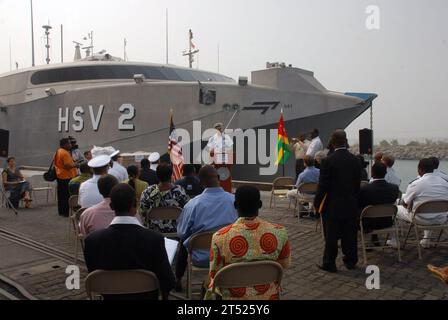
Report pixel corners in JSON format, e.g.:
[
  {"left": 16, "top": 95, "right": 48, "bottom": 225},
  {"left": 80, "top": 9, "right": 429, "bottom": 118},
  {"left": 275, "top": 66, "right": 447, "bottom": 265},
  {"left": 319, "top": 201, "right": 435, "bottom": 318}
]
[{"left": 0, "top": 0, "right": 447, "bottom": 142}]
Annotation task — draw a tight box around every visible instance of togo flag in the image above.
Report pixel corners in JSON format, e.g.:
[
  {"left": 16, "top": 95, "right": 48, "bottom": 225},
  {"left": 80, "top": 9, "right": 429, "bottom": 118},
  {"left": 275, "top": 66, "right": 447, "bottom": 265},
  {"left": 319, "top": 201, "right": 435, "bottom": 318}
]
[{"left": 275, "top": 112, "right": 291, "bottom": 165}]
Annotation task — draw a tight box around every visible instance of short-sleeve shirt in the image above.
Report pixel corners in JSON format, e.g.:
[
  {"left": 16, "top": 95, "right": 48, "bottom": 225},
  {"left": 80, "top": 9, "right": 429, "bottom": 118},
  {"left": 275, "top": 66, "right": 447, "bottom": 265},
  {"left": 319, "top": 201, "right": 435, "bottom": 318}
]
[{"left": 54, "top": 148, "right": 77, "bottom": 180}]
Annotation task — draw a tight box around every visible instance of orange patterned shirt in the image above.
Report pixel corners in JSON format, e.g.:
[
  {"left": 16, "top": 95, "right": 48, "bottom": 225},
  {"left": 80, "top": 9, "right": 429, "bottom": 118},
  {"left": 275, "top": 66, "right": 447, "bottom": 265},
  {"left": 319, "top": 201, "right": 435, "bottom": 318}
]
[{"left": 207, "top": 217, "right": 291, "bottom": 300}]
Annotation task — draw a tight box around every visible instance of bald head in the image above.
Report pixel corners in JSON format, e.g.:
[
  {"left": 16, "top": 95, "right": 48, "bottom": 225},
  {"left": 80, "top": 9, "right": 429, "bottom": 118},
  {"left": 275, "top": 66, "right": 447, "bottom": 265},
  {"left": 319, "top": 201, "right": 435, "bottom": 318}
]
[
  {"left": 199, "top": 165, "right": 220, "bottom": 188},
  {"left": 330, "top": 129, "right": 347, "bottom": 149}
]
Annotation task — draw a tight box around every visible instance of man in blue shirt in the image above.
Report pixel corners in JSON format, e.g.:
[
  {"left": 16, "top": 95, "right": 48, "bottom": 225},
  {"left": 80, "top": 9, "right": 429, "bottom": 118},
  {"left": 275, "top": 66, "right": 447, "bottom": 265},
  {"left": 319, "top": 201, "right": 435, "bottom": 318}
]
[
  {"left": 175, "top": 165, "right": 237, "bottom": 291},
  {"left": 287, "top": 155, "right": 320, "bottom": 217}
]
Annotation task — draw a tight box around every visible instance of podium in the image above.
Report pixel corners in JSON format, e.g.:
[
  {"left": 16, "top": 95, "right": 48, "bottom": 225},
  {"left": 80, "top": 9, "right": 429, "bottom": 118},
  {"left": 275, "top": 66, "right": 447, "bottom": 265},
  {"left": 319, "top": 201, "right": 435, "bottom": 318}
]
[{"left": 210, "top": 149, "right": 233, "bottom": 193}]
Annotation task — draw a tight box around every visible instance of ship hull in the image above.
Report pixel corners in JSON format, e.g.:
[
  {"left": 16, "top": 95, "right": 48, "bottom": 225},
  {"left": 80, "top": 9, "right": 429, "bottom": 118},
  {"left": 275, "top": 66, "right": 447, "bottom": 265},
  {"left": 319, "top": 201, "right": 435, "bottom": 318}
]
[{"left": 0, "top": 81, "right": 370, "bottom": 181}]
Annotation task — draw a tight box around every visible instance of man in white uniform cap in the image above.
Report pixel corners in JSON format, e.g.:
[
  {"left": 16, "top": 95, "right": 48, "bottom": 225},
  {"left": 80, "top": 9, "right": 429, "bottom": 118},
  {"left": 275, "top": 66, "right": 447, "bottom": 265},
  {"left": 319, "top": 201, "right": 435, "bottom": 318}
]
[
  {"left": 207, "top": 123, "right": 234, "bottom": 193},
  {"left": 106, "top": 147, "right": 129, "bottom": 183},
  {"left": 148, "top": 152, "right": 161, "bottom": 172},
  {"left": 79, "top": 155, "right": 111, "bottom": 208}
]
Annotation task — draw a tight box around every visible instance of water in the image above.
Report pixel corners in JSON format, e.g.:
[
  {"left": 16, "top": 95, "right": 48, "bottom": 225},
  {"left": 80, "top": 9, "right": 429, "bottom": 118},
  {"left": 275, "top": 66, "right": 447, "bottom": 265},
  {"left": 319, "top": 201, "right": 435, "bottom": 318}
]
[{"left": 394, "top": 160, "right": 448, "bottom": 191}]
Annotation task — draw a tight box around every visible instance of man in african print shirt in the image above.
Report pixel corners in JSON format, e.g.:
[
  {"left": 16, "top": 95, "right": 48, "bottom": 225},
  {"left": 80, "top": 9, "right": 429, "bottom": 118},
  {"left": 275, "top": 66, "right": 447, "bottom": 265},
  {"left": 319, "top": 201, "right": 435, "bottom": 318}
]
[{"left": 206, "top": 186, "right": 291, "bottom": 300}]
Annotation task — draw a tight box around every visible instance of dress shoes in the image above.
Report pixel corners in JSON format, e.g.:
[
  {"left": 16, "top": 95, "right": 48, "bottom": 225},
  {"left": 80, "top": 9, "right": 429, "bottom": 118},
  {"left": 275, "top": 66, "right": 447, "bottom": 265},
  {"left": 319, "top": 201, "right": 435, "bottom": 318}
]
[{"left": 316, "top": 264, "right": 337, "bottom": 273}]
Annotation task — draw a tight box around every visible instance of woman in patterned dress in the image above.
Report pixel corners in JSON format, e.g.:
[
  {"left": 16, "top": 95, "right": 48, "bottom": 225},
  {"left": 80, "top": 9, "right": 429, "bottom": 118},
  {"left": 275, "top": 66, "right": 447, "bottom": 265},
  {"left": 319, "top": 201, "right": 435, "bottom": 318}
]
[
  {"left": 140, "top": 163, "right": 189, "bottom": 233},
  {"left": 206, "top": 186, "right": 291, "bottom": 300}
]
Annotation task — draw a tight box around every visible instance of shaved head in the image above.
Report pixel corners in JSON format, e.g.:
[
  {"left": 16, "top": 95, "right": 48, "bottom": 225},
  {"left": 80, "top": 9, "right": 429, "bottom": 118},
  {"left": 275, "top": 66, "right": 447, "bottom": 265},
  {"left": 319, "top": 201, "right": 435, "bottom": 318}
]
[{"left": 199, "top": 165, "right": 220, "bottom": 188}]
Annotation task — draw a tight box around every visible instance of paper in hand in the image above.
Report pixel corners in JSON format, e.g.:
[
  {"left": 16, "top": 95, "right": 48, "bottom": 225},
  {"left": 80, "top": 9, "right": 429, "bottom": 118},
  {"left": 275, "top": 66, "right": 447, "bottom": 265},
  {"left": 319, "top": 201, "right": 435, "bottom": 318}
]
[{"left": 164, "top": 238, "right": 179, "bottom": 265}]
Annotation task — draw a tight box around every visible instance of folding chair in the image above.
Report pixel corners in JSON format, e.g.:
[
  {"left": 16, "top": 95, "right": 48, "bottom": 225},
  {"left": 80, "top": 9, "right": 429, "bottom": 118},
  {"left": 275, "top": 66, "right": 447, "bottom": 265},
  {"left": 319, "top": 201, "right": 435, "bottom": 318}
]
[
  {"left": 359, "top": 204, "right": 401, "bottom": 265},
  {"left": 211, "top": 261, "right": 283, "bottom": 300},
  {"left": 0, "top": 182, "right": 19, "bottom": 214},
  {"left": 146, "top": 206, "right": 182, "bottom": 239},
  {"left": 186, "top": 231, "right": 215, "bottom": 299},
  {"left": 71, "top": 208, "right": 86, "bottom": 264},
  {"left": 68, "top": 195, "right": 80, "bottom": 240},
  {"left": 29, "top": 175, "right": 54, "bottom": 205},
  {"left": 289, "top": 183, "right": 318, "bottom": 220},
  {"left": 402, "top": 200, "right": 448, "bottom": 259},
  {"left": 270, "top": 177, "right": 294, "bottom": 212},
  {"left": 85, "top": 270, "right": 160, "bottom": 300}
]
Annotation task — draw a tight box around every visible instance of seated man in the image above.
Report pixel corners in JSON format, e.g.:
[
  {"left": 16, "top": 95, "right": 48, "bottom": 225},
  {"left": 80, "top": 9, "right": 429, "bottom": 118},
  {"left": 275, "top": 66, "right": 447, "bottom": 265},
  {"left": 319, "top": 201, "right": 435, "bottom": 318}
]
[
  {"left": 79, "top": 175, "right": 119, "bottom": 237},
  {"left": 175, "top": 164, "right": 204, "bottom": 199},
  {"left": 139, "top": 158, "right": 158, "bottom": 186},
  {"left": 84, "top": 184, "right": 175, "bottom": 300},
  {"left": 390, "top": 158, "right": 448, "bottom": 248},
  {"left": 359, "top": 163, "right": 399, "bottom": 243},
  {"left": 176, "top": 165, "right": 238, "bottom": 291},
  {"left": 69, "top": 162, "right": 92, "bottom": 196},
  {"left": 287, "top": 155, "right": 320, "bottom": 216},
  {"left": 206, "top": 186, "right": 291, "bottom": 300},
  {"left": 78, "top": 155, "right": 111, "bottom": 208},
  {"left": 382, "top": 155, "right": 402, "bottom": 187},
  {"left": 429, "top": 157, "right": 448, "bottom": 182}
]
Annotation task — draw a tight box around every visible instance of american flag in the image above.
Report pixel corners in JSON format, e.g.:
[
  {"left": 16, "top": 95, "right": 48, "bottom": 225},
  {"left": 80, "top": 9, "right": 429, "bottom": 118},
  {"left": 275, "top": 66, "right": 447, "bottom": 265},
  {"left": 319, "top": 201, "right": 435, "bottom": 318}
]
[{"left": 168, "top": 113, "right": 184, "bottom": 181}]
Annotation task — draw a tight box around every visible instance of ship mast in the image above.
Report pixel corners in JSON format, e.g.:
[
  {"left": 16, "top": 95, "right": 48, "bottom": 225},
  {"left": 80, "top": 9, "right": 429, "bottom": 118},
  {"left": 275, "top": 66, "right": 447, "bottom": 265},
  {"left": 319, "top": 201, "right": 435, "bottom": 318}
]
[
  {"left": 42, "top": 24, "right": 52, "bottom": 64},
  {"left": 182, "top": 29, "right": 199, "bottom": 69}
]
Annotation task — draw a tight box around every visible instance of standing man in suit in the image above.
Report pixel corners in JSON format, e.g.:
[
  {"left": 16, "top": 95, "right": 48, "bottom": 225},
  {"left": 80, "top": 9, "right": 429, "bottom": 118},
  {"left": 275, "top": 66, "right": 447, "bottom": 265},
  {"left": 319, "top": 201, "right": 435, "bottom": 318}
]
[
  {"left": 314, "top": 130, "right": 361, "bottom": 272},
  {"left": 84, "top": 183, "right": 175, "bottom": 300},
  {"left": 359, "top": 162, "right": 400, "bottom": 244}
]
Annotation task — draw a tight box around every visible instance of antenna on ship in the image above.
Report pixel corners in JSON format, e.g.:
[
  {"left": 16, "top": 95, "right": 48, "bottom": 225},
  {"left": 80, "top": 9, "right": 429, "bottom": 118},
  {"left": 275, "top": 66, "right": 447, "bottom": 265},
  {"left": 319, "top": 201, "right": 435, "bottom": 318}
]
[
  {"left": 182, "top": 29, "right": 199, "bottom": 69},
  {"left": 73, "top": 41, "right": 82, "bottom": 61},
  {"left": 30, "top": 0, "right": 35, "bottom": 67},
  {"left": 124, "top": 38, "right": 128, "bottom": 62},
  {"left": 165, "top": 8, "right": 169, "bottom": 64},
  {"left": 60, "top": 24, "right": 64, "bottom": 63},
  {"left": 42, "top": 23, "right": 52, "bottom": 64},
  {"left": 9, "top": 38, "right": 12, "bottom": 71}
]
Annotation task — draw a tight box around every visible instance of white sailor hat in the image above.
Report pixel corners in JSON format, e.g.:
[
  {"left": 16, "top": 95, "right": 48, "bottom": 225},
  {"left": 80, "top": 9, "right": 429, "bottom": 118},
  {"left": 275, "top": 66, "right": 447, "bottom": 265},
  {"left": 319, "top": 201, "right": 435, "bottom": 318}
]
[
  {"left": 88, "top": 154, "right": 111, "bottom": 168},
  {"left": 148, "top": 152, "right": 161, "bottom": 163},
  {"left": 214, "top": 122, "right": 224, "bottom": 129},
  {"left": 104, "top": 146, "right": 120, "bottom": 158},
  {"left": 91, "top": 146, "right": 109, "bottom": 158}
]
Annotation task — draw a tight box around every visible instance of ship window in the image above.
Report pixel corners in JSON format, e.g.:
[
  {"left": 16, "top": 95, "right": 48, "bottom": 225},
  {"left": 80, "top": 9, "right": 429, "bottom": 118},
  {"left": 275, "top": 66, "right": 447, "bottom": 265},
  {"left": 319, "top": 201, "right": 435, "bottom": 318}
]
[
  {"left": 174, "top": 69, "right": 196, "bottom": 81},
  {"left": 30, "top": 65, "right": 234, "bottom": 85}
]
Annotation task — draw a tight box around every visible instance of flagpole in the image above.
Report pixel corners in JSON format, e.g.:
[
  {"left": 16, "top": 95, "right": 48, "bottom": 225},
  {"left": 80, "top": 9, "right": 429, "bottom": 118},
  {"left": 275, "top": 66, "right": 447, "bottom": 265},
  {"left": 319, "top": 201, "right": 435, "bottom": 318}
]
[{"left": 281, "top": 108, "right": 285, "bottom": 177}]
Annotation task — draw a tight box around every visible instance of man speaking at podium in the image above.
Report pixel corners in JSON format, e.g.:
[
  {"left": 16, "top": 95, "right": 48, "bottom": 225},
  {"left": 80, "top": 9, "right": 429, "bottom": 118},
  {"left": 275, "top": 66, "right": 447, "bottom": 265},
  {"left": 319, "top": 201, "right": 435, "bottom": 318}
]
[{"left": 207, "top": 123, "right": 234, "bottom": 193}]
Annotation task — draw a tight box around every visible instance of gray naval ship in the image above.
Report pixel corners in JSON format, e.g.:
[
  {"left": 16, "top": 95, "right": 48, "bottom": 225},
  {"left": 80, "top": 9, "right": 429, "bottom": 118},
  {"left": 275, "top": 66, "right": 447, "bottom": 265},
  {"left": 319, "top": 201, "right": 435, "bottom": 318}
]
[{"left": 0, "top": 54, "right": 376, "bottom": 181}]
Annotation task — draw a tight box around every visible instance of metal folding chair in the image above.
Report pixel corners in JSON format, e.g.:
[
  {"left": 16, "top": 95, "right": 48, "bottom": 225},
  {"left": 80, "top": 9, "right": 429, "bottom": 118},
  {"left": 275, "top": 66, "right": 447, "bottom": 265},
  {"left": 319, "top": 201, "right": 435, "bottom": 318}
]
[
  {"left": 359, "top": 204, "right": 401, "bottom": 265},
  {"left": 402, "top": 200, "right": 448, "bottom": 259},
  {"left": 85, "top": 269, "right": 160, "bottom": 300}
]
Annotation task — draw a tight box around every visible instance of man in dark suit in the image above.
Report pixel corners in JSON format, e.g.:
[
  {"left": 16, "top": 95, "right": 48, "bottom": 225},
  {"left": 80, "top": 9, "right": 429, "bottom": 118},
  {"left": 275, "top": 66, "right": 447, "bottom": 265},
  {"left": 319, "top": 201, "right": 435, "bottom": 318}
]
[
  {"left": 314, "top": 130, "right": 361, "bottom": 272},
  {"left": 359, "top": 162, "right": 400, "bottom": 234},
  {"left": 84, "top": 184, "right": 175, "bottom": 300}
]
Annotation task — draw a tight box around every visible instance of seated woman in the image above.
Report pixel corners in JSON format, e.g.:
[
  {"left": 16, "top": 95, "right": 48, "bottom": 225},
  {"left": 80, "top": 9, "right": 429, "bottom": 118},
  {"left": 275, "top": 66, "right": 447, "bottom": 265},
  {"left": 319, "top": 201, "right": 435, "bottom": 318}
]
[
  {"left": 125, "top": 165, "right": 149, "bottom": 202},
  {"left": 140, "top": 163, "right": 189, "bottom": 233},
  {"left": 2, "top": 157, "right": 32, "bottom": 208}
]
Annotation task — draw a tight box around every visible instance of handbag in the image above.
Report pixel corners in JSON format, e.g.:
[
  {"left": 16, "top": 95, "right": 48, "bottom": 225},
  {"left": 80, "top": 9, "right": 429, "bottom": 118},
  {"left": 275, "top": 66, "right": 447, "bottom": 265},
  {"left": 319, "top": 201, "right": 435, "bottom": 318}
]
[{"left": 43, "top": 153, "right": 57, "bottom": 182}]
